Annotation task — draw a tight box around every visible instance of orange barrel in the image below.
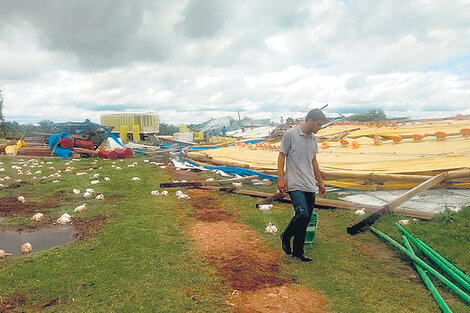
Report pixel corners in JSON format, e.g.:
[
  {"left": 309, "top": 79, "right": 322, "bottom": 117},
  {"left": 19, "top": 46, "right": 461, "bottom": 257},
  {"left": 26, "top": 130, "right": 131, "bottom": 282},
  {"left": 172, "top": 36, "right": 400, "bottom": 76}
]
[
  {"left": 98, "top": 148, "right": 118, "bottom": 159},
  {"left": 58, "top": 137, "right": 74, "bottom": 149},
  {"left": 74, "top": 139, "right": 94, "bottom": 150},
  {"left": 113, "top": 148, "right": 133, "bottom": 158}
]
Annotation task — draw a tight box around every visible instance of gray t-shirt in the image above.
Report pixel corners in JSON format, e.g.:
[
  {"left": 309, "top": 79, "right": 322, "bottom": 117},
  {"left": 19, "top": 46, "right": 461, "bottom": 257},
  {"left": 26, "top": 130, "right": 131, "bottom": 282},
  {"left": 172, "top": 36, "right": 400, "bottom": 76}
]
[{"left": 279, "top": 125, "right": 318, "bottom": 193}]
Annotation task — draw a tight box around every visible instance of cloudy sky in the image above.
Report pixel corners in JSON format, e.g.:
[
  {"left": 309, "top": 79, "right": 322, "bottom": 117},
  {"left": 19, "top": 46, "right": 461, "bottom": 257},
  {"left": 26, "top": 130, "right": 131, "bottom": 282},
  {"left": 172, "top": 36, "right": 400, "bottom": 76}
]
[{"left": 1, "top": 0, "right": 470, "bottom": 125}]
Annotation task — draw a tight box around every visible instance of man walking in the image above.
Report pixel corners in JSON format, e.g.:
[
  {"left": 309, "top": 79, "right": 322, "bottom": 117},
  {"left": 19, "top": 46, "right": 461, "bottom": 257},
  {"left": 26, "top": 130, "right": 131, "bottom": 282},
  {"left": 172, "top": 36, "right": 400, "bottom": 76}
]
[{"left": 278, "top": 109, "right": 327, "bottom": 262}]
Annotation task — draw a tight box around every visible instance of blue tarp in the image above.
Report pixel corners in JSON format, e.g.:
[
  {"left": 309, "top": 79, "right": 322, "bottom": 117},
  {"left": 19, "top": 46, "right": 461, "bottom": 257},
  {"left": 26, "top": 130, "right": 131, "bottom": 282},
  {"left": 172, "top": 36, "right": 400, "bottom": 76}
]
[
  {"left": 243, "top": 139, "right": 264, "bottom": 145},
  {"left": 48, "top": 132, "right": 73, "bottom": 158},
  {"left": 108, "top": 132, "right": 125, "bottom": 148}
]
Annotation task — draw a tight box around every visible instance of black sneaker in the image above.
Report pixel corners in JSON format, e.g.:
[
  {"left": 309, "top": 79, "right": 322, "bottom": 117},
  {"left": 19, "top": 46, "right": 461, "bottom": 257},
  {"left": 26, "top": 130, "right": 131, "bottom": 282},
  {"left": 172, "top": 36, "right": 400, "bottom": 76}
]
[
  {"left": 280, "top": 233, "right": 291, "bottom": 255},
  {"left": 292, "top": 254, "right": 313, "bottom": 262}
]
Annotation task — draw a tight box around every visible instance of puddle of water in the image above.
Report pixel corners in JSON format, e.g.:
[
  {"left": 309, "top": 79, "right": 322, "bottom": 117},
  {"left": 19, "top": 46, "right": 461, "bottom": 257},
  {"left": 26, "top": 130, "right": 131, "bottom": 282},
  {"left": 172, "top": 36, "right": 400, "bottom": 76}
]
[{"left": 0, "top": 226, "right": 76, "bottom": 255}]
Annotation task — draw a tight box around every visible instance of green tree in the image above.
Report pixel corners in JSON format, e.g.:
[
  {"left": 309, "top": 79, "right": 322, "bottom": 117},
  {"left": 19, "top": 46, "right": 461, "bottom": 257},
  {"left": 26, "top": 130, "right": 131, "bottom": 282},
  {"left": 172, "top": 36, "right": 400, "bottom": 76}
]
[
  {"left": 350, "top": 109, "right": 387, "bottom": 122},
  {"left": 38, "top": 119, "right": 55, "bottom": 132},
  {"left": 158, "top": 122, "right": 179, "bottom": 135},
  {"left": 0, "top": 121, "right": 21, "bottom": 138}
]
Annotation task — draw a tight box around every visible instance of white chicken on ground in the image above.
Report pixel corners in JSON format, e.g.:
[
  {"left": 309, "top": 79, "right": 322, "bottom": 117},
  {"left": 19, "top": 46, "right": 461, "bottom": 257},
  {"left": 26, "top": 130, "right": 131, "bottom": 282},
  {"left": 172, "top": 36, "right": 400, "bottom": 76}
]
[
  {"left": 73, "top": 189, "right": 80, "bottom": 194},
  {"left": 57, "top": 213, "right": 72, "bottom": 224},
  {"left": 132, "top": 177, "right": 141, "bottom": 181},
  {"left": 74, "top": 203, "right": 87, "bottom": 213},
  {"left": 258, "top": 204, "right": 273, "bottom": 211},
  {"left": 150, "top": 190, "right": 159, "bottom": 196},
  {"left": 17, "top": 196, "right": 25, "bottom": 203},
  {"left": 83, "top": 192, "right": 93, "bottom": 199},
  {"left": 265, "top": 223, "right": 278, "bottom": 234},
  {"left": 160, "top": 190, "right": 168, "bottom": 196},
  {"left": 95, "top": 194, "right": 104, "bottom": 200},
  {"left": 21, "top": 242, "right": 32, "bottom": 254},
  {"left": 398, "top": 219, "right": 410, "bottom": 226},
  {"left": 354, "top": 209, "right": 366, "bottom": 215},
  {"left": 31, "top": 213, "right": 44, "bottom": 221},
  {"left": 104, "top": 177, "right": 111, "bottom": 181},
  {"left": 0, "top": 250, "right": 12, "bottom": 259}
]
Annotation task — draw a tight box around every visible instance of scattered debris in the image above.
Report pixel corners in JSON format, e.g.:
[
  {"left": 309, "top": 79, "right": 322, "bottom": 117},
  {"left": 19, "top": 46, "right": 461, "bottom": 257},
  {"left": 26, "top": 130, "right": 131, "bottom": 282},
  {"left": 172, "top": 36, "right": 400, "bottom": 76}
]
[{"left": 449, "top": 206, "right": 462, "bottom": 212}]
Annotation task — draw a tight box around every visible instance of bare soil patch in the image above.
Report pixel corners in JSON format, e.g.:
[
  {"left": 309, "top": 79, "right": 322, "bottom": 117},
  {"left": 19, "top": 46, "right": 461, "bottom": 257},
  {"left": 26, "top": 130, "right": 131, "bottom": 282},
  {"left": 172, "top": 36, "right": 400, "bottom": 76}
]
[
  {"left": 190, "top": 189, "right": 235, "bottom": 222},
  {"left": 190, "top": 220, "right": 284, "bottom": 290},
  {"left": 229, "top": 285, "right": 328, "bottom": 313},
  {"left": 0, "top": 196, "right": 60, "bottom": 216},
  {"left": 72, "top": 216, "right": 108, "bottom": 241},
  {"left": 184, "top": 182, "right": 329, "bottom": 312}
]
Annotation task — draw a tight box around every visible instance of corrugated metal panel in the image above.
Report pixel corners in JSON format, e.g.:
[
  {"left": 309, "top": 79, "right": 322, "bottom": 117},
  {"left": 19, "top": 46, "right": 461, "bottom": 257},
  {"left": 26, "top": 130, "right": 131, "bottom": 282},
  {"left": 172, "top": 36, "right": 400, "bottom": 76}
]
[{"left": 100, "top": 113, "right": 159, "bottom": 133}]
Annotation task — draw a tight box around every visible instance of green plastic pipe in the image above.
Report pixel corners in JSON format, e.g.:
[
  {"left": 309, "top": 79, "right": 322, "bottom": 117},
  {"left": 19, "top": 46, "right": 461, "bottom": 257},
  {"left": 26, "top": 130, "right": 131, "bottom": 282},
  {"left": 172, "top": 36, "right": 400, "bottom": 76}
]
[
  {"left": 403, "top": 236, "right": 453, "bottom": 313},
  {"left": 396, "top": 224, "right": 470, "bottom": 294},
  {"left": 369, "top": 226, "right": 470, "bottom": 305},
  {"left": 416, "top": 238, "right": 470, "bottom": 287}
]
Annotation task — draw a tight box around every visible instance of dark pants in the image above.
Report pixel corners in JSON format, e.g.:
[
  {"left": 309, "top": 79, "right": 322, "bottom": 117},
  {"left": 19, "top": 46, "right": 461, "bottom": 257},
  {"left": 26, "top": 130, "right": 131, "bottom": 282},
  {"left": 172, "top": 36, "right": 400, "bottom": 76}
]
[{"left": 282, "top": 190, "right": 315, "bottom": 256}]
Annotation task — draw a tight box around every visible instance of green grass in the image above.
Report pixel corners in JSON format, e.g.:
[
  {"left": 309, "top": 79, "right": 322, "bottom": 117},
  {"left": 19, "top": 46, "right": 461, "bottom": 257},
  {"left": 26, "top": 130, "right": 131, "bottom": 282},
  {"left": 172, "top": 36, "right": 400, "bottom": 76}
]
[
  {"left": 2, "top": 156, "right": 470, "bottom": 312},
  {"left": 220, "top": 191, "right": 470, "bottom": 313},
  {"left": 0, "top": 156, "right": 227, "bottom": 312}
]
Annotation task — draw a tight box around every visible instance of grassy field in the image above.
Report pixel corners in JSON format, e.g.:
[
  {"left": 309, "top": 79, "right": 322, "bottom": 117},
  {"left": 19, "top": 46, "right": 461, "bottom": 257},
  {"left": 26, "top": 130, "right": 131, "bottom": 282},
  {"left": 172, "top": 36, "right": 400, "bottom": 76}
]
[{"left": 1, "top": 155, "right": 470, "bottom": 312}]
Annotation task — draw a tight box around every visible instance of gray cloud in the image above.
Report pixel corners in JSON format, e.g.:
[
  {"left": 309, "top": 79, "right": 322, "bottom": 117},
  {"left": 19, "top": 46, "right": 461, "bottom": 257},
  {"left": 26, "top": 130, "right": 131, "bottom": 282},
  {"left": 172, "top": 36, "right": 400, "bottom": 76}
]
[
  {"left": 177, "top": 0, "right": 229, "bottom": 38},
  {"left": 1, "top": 0, "right": 470, "bottom": 125}
]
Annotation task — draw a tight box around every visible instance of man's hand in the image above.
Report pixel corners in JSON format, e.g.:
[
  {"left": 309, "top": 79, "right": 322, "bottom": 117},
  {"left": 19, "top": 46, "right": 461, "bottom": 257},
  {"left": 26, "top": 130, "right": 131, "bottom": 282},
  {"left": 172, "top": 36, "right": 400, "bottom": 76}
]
[
  {"left": 277, "top": 176, "right": 287, "bottom": 195},
  {"left": 318, "top": 182, "right": 326, "bottom": 195}
]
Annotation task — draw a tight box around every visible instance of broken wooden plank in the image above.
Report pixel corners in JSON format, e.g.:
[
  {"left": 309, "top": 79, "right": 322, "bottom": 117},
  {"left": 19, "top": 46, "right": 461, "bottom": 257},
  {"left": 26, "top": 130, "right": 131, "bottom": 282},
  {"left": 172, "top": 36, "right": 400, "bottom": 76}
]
[
  {"left": 256, "top": 192, "right": 287, "bottom": 208},
  {"left": 196, "top": 186, "right": 434, "bottom": 219},
  {"left": 346, "top": 170, "right": 467, "bottom": 235},
  {"left": 160, "top": 175, "right": 258, "bottom": 188},
  {"left": 322, "top": 171, "right": 434, "bottom": 183}
]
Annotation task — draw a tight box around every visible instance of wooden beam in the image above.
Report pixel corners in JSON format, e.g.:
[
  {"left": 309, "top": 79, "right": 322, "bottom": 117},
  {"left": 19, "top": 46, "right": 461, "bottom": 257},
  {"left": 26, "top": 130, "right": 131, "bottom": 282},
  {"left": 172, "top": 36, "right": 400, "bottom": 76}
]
[
  {"left": 256, "top": 192, "right": 287, "bottom": 208},
  {"left": 322, "top": 171, "right": 434, "bottom": 183},
  {"left": 196, "top": 186, "right": 434, "bottom": 219},
  {"left": 160, "top": 175, "right": 258, "bottom": 188},
  {"left": 345, "top": 170, "right": 470, "bottom": 235}
]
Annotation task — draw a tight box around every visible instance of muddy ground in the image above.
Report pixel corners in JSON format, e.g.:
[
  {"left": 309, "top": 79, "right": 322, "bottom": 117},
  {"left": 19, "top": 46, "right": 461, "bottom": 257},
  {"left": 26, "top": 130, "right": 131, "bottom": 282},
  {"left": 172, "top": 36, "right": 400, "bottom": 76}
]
[{"left": 172, "top": 169, "right": 329, "bottom": 312}]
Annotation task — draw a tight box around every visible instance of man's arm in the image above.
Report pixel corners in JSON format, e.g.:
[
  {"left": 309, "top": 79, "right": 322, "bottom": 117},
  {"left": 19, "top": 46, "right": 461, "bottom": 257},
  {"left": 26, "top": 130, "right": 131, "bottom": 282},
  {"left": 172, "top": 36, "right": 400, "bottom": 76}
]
[
  {"left": 277, "top": 152, "right": 287, "bottom": 194},
  {"left": 313, "top": 155, "right": 326, "bottom": 195}
]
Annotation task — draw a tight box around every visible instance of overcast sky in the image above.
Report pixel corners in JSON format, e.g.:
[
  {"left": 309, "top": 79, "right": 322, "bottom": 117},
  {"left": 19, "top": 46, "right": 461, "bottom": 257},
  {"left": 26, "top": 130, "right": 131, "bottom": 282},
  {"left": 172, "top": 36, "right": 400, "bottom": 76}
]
[{"left": 1, "top": 0, "right": 470, "bottom": 125}]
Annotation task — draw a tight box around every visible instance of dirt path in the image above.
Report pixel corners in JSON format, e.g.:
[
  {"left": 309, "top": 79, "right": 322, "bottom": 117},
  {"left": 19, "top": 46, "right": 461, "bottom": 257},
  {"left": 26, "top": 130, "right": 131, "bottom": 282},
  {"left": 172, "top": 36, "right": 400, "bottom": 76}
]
[{"left": 172, "top": 170, "right": 329, "bottom": 312}]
